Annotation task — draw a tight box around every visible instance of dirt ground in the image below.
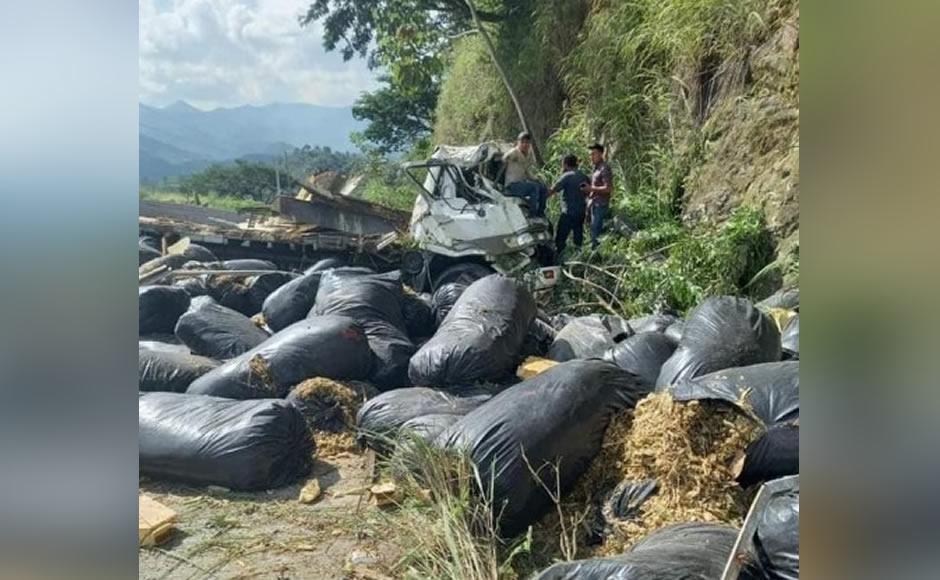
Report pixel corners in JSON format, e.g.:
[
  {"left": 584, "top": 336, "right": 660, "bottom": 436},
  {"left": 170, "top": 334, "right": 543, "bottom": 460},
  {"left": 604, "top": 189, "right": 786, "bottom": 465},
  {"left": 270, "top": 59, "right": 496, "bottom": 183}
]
[{"left": 139, "top": 450, "right": 405, "bottom": 580}]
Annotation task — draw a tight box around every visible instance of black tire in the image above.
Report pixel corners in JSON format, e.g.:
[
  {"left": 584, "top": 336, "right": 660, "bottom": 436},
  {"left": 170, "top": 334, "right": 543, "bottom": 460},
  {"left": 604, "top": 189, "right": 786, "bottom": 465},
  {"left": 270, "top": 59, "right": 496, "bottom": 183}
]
[{"left": 432, "top": 262, "right": 494, "bottom": 291}]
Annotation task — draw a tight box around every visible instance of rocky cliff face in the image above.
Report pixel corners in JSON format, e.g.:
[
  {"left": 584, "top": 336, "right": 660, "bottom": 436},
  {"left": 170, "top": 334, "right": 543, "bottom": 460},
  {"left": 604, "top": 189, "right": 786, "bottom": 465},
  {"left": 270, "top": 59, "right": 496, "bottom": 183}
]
[{"left": 682, "top": 6, "right": 799, "bottom": 260}]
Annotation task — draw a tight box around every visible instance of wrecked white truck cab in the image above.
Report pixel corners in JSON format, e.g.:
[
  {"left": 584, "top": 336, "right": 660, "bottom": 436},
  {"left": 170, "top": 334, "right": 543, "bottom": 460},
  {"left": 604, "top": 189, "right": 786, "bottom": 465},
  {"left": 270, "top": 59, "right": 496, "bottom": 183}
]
[{"left": 401, "top": 142, "right": 560, "bottom": 293}]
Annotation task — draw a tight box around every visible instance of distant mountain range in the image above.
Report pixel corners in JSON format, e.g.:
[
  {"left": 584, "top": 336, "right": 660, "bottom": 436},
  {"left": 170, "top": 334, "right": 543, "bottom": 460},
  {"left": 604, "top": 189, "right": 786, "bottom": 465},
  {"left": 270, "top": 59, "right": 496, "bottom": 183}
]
[{"left": 139, "top": 101, "right": 364, "bottom": 182}]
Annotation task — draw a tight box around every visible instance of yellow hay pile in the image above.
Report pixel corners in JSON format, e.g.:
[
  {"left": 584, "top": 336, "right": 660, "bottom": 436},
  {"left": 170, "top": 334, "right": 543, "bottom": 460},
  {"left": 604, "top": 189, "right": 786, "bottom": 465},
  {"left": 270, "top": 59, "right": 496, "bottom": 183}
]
[
  {"left": 289, "top": 378, "right": 377, "bottom": 457},
  {"left": 290, "top": 377, "right": 362, "bottom": 432},
  {"left": 599, "top": 391, "right": 760, "bottom": 554}
]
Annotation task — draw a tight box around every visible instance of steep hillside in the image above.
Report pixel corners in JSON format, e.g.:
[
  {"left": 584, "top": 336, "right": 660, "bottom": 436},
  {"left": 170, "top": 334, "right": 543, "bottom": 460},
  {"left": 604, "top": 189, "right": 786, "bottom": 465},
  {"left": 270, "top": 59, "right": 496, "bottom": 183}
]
[{"left": 432, "top": 0, "right": 799, "bottom": 286}]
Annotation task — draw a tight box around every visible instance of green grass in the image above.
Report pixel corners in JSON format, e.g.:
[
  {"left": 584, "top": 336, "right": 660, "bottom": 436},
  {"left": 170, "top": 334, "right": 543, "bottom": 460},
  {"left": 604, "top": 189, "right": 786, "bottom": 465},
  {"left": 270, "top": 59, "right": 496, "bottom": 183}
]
[{"left": 139, "top": 188, "right": 271, "bottom": 212}]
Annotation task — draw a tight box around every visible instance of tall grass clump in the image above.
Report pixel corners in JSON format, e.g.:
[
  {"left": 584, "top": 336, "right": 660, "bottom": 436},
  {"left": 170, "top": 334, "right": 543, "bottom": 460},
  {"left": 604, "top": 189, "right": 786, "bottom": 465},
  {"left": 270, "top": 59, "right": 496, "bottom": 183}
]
[{"left": 380, "top": 434, "right": 533, "bottom": 580}]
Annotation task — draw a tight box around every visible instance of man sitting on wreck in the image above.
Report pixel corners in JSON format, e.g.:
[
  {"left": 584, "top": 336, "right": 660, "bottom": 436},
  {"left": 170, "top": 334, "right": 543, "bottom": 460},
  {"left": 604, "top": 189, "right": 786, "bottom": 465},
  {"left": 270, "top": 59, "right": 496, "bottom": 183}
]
[{"left": 499, "top": 132, "right": 548, "bottom": 217}]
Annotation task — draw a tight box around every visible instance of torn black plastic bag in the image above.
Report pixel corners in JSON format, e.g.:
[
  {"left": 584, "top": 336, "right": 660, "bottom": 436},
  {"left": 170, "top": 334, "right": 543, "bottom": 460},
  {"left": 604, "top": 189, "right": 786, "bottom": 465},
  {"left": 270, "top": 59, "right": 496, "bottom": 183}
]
[
  {"left": 430, "top": 282, "right": 467, "bottom": 326},
  {"left": 628, "top": 313, "right": 679, "bottom": 334},
  {"left": 312, "top": 270, "right": 415, "bottom": 388},
  {"left": 656, "top": 296, "right": 780, "bottom": 388},
  {"left": 602, "top": 332, "right": 677, "bottom": 388},
  {"left": 667, "top": 361, "right": 799, "bottom": 425},
  {"left": 187, "top": 315, "right": 372, "bottom": 399},
  {"left": 409, "top": 275, "right": 536, "bottom": 388},
  {"left": 356, "top": 387, "right": 490, "bottom": 449},
  {"left": 439, "top": 360, "right": 648, "bottom": 537},
  {"left": 547, "top": 315, "right": 633, "bottom": 362},
  {"left": 534, "top": 522, "right": 762, "bottom": 580},
  {"left": 781, "top": 315, "right": 799, "bottom": 359},
  {"left": 139, "top": 392, "right": 314, "bottom": 490},
  {"left": 139, "top": 285, "right": 191, "bottom": 335},
  {"left": 756, "top": 485, "right": 800, "bottom": 580},
  {"left": 174, "top": 296, "right": 269, "bottom": 359},
  {"left": 737, "top": 423, "right": 799, "bottom": 487},
  {"left": 139, "top": 347, "right": 220, "bottom": 392}
]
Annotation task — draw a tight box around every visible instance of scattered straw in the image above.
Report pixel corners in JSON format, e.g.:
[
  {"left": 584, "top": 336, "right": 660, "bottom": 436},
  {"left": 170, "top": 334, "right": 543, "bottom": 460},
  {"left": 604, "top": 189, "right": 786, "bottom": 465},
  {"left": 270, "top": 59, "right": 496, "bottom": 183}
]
[
  {"left": 247, "top": 355, "right": 276, "bottom": 394},
  {"left": 250, "top": 313, "right": 267, "bottom": 329},
  {"left": 315, "top": 431, "right": 359, "bottom": 457},
  {"left": 600, "top": 392, "right": 761, "bottom": 554}
]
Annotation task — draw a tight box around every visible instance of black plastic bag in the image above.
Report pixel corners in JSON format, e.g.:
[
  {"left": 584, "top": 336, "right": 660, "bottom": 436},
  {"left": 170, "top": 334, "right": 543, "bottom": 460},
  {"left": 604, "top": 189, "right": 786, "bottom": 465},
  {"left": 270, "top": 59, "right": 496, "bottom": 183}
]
[
  {"left": 521, "top": 316, "right": 558, "bottom": 358},
  {"left": 246, "top": 272, "right": 296, "bottom": 312},
  {"left": 261, "top": 267, "right": 369, "bottom": 332},
  {"left": 401, "top": 291, "right": 436, "bottom": 341},
  {"left": 781, "top": 315, "right": 799, "bottom": 359},
  {"left": 430, "top": 281, "right": 467, "bottom": 326},
  {"left": 174, "top": 296, "right": 269, "bottom": 359},
  {"left": 262, "top": 271, "right": 325, "bottom": 332},
  {"left": 187, "top": 315, "right": 373, "bottom": 399},
  {"left": 533, "top": 522, "right": 762, "bottom": 580},
  {"left": 409, "top": 275, "right": 536, "bottom": 388},
  {"left": 206, "top": 271, "right": 294, "bottom": 316},
  {"left": 656, "top": 296, "right": 780, "bottom": 388},
  {"left": 758, "top": 288, "right": 800, "bottom": 312},
  {"left": 139, "top": 392, "right": 314, "bottom": 490},
  {"left": 602, "top": 332, "right": 678, "bottom": 388},
  {"left": 356, "top": 387, "right": 490, "bottom": 449},
  {"left": 668, "top": 361, "right": 799, "bottom": 425},
  {"left": 628, "top": 313, "right": 679, "bottom": 334},
  {"left": 139, "top": 285, "right": 191, "bottom": 335},
  {"left": 312, "top": 270, "right": 415, "bottom": 388},
  {"left": 755, "top": 485, "right": 800, "bottom": 580},
  {"left": 547, "top": 315, "right": 634, "bottom": 362},
  {"left": 139, "top": 346, "right": 219, "bottom": 392},
  {"left": 439, "top": 360, "right": 648, "bottom": 536},
  {"left": 737, "top": 423, "right": 799, "bottom": 487},
  {"left": 400, "top": 413, "right": 462, "bottom": 443}
]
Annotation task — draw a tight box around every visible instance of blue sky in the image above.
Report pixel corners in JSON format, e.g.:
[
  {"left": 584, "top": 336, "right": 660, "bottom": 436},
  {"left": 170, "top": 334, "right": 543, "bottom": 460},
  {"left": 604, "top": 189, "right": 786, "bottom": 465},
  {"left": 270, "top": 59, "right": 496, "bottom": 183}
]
[{"left": 139, "top": 0, "right": 379, "bottom": 109}]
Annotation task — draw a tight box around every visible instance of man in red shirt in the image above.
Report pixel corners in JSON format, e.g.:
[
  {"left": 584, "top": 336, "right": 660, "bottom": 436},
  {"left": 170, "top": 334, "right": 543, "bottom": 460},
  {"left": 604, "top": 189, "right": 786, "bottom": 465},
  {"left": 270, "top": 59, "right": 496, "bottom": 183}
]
[{"left": 582, "top": 143, "right": 613, "bottom": 249}]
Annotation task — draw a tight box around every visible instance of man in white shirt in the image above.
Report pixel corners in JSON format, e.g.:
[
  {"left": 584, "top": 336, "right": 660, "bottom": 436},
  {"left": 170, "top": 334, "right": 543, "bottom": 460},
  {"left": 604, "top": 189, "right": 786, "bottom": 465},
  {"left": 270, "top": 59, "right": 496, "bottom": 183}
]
[{"left": 501, "top": 132, "right": 548, "bottom": 216}]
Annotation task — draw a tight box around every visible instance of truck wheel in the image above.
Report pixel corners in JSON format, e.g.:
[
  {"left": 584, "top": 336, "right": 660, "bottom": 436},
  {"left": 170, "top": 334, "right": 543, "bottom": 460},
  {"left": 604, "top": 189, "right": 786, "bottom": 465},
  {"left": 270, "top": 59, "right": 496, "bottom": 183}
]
[{"left": 433, "top": 262, "right": 493, "bottom": 291}]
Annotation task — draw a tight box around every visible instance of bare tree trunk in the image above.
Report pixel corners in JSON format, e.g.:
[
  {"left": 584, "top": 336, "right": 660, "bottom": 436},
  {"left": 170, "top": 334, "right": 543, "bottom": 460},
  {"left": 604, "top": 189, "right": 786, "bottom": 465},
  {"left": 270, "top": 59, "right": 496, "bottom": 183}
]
[{"left": 464, "top": 0, "right": 543, "bottom": 165}]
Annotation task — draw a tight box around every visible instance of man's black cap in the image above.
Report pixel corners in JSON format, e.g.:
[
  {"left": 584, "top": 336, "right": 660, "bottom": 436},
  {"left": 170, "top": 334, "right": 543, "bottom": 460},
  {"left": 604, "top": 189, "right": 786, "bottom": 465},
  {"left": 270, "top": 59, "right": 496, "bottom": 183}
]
[{"left": 588, "top": 143, "right": 605, "bottom": 152}]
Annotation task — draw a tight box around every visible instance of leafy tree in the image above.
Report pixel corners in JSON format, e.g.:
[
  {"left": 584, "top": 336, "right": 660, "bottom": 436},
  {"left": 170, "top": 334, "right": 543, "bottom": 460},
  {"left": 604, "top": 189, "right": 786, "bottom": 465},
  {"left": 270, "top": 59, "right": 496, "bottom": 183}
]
[{"left": 300, "top": 1, "right": 509, "bottom": 152}]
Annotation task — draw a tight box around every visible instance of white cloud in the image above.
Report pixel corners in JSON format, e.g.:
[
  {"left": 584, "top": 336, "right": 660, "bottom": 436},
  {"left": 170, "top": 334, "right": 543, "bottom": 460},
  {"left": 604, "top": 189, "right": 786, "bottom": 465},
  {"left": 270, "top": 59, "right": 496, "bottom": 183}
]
[{"left": 139, "top": 0, "right": 379, "bottom": 109}]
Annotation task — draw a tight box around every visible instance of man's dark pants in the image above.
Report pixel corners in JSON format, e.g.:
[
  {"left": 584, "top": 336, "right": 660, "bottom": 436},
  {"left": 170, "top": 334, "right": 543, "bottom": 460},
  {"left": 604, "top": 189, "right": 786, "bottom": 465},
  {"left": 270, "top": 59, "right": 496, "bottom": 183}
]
[
  {"left": 555, "top": 211, "right": 584, "bottom": 255},
  {"left": 506, "top": 180, "right": 548, "bottom": 216},
  {"left": 590, "top": 203, "right": 609, "bottom": 249}
]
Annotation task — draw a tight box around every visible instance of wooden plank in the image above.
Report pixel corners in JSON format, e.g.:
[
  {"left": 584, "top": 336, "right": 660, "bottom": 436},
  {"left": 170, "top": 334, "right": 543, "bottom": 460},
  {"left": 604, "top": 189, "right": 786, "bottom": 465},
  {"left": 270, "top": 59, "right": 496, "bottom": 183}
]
[{"left": 139, "top": 495, "right": 177, "bottom": 547}]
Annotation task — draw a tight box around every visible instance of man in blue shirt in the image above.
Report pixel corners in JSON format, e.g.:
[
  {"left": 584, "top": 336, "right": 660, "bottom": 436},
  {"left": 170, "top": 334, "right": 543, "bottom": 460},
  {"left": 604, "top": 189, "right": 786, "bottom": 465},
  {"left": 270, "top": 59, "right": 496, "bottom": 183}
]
[{"left": 550, "top": 154, "right": 589, "bottom": 256}]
